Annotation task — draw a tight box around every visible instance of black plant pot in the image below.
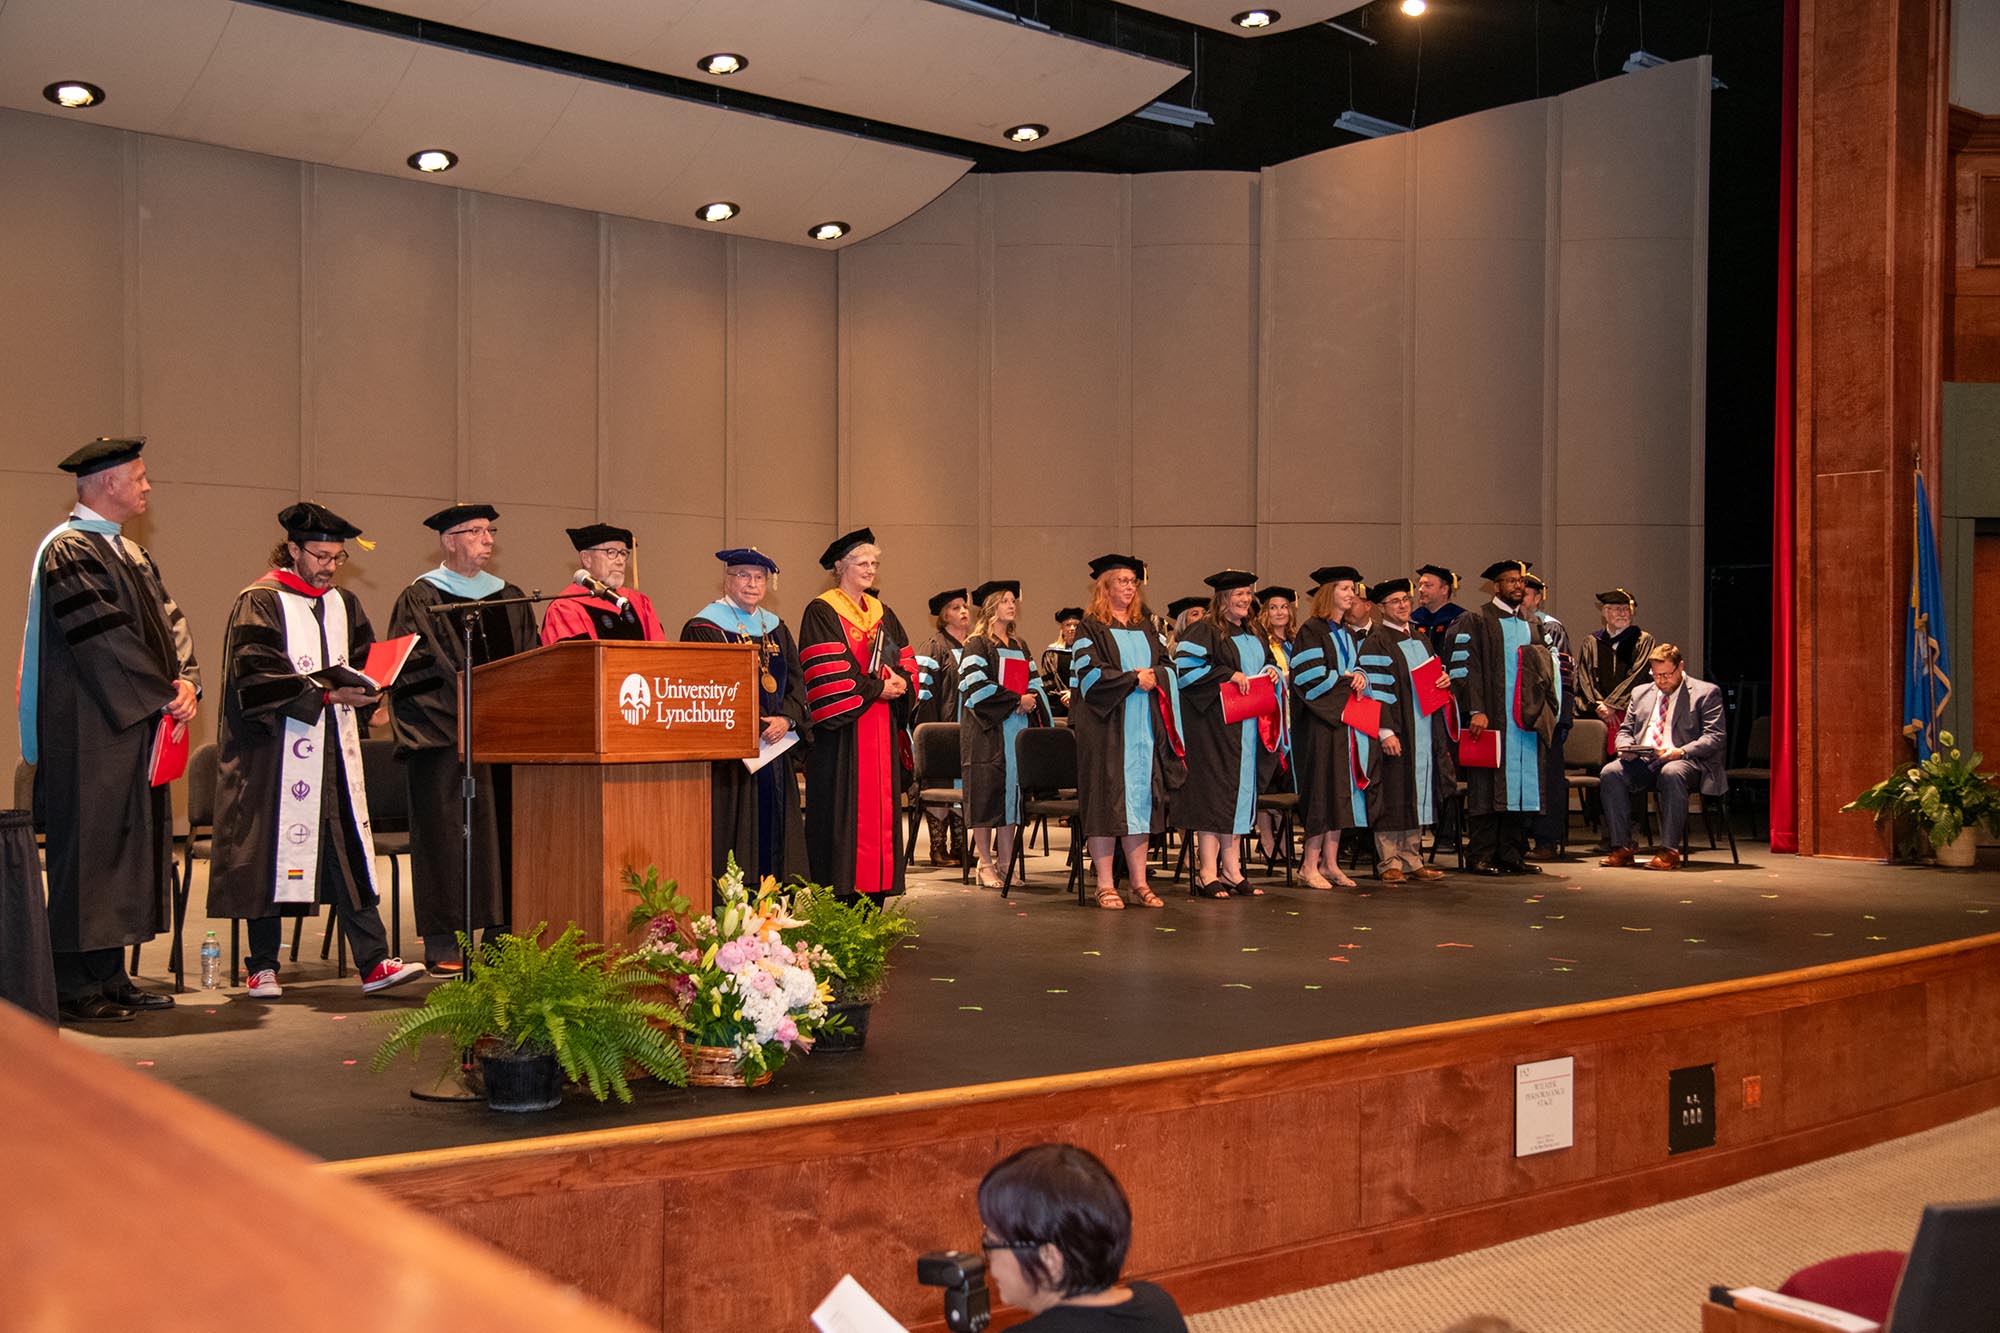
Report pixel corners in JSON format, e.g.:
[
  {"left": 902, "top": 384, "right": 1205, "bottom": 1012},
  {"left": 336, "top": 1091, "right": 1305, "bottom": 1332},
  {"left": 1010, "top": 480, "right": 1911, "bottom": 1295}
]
[
  {"left": 817, "top": 1000, "right": 872, "bottom": 1053},
  {"left": 478, "top": 1046, "right": 564, "bottom": 1112}
]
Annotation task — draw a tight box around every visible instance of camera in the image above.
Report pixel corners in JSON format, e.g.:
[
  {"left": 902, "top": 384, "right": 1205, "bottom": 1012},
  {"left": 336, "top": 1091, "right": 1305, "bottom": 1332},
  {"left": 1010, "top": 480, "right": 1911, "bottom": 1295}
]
[{"left": 916, "top": 1250, "right": 990, "bottom": 1333}]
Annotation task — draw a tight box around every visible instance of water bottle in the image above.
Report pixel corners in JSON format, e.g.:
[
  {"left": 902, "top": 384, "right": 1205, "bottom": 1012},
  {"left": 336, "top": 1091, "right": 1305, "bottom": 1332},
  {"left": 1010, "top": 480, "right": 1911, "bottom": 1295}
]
[{"left": 200, "top": 931, "right": 221, "bottom": 990}]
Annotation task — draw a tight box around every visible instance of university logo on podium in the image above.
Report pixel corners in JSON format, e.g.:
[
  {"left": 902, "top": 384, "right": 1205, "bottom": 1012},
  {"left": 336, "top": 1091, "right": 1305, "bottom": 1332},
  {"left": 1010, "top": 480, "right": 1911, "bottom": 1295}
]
[{"left": 618, "top": 672, "right": 652, "bottom": 725}]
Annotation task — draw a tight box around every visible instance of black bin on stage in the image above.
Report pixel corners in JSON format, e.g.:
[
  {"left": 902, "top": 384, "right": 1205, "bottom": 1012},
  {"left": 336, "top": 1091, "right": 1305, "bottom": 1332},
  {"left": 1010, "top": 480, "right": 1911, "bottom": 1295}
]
[{"left": 0, "top": 809, "right": 56, "bottom": 1023}]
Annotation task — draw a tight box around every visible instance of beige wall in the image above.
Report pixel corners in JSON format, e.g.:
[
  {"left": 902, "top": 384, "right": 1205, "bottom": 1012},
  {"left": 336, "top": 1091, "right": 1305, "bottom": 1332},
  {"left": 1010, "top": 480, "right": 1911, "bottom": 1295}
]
[{"left": 0, "top": 58, "right": 1708, "bottom": 783}]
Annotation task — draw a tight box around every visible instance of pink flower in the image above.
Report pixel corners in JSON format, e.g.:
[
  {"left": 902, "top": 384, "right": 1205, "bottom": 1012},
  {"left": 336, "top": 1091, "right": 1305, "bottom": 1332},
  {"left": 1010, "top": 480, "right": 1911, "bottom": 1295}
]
[
  {"left": 749, "top": 969, "right": 776, "bottom": 995},
  {"left": 776, "top": 1017, "right": 798, "bottom": 1044}
]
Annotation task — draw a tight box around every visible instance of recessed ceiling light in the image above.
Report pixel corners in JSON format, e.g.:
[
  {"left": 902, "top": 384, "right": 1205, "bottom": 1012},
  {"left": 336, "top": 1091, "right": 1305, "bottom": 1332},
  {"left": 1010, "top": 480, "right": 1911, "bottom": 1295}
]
[
  {"left": 1232, "top": 9, "right": 1280, "bottom": 27},
  {"left": 1400, "top": 0, "right": 1427, "bottom": 14},
  {"left": 1005, "top": 124, "right": 1047, "bottom": 144},
  {"left": 809, "top": 221, "right": 851, "bottom": 242},
  {"left": 406, "top": 149, "right": 457, "bottom": 173},
  {"left": 696, "top": 53, "right": 747, "bottom": 76},
  {"left": 42, "top": 81, "right": 105, "bottom": 109},
  {"left": 696, "top": 201, "right": 740, "bottom": 224}
]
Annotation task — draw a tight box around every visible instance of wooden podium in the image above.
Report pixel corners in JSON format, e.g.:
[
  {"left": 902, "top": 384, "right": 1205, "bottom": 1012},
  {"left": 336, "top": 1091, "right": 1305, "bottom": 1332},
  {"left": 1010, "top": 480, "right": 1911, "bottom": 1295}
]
[{"left": 469, "top": 640, "right": 758, "bottom": 941}]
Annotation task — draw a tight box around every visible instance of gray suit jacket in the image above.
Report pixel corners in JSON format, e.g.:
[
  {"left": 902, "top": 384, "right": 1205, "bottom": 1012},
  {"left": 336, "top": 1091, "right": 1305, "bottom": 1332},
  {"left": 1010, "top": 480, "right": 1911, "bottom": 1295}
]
[{"left": 1616, "top": 674, "right": 1727, "bottom": 794}]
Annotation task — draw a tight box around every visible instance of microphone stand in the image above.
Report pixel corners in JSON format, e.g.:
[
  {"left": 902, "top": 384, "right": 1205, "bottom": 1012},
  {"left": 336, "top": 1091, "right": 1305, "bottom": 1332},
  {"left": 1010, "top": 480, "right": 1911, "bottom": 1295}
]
[{"left": 410, "top": 585, "right": 594, "bottom": 1103}]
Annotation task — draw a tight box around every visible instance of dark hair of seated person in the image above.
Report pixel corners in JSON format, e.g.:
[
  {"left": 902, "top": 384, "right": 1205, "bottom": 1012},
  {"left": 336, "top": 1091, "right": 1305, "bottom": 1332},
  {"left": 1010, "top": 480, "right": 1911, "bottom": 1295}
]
[{"left": 978, "top": 1143, "right": 1132, "bottom": 1296}]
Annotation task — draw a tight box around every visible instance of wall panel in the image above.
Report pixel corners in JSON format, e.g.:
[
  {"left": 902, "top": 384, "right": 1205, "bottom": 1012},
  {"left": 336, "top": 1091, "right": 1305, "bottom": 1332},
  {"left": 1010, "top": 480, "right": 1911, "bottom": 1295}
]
[
  {"left": 136, "top": 138, "right": 301, "bottom": 493},
  {"left": 729, "top": 238, "right": 838, "bottom": 531},
  {"left": 310, "top": 166, "right": 460, "bottom": 500},
  {"left": 464, "top": 195, "right": 599, "bottom": 511}
]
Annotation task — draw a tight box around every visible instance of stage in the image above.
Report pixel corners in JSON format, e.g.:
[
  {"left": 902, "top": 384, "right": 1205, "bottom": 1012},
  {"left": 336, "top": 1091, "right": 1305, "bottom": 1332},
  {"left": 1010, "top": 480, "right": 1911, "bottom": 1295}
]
[{"left": 65, "top": 835, "right": 2000, "bottom": 1161}]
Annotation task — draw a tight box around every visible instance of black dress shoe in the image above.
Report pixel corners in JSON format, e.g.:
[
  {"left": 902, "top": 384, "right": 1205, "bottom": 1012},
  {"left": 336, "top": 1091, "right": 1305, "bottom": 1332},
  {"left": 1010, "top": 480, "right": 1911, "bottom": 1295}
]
[
  {"left": 59, "top": 996, "right": 135, "bottom": 1024},
  {"left": 105, "top": 983, "right": 175, "bottom": 1011},
  {"left": 1494, "top": 861, "right": 1543, "bottom": 876},
  {"left": 1466, "top": 860, "right": 1504, "bottom": 877}
]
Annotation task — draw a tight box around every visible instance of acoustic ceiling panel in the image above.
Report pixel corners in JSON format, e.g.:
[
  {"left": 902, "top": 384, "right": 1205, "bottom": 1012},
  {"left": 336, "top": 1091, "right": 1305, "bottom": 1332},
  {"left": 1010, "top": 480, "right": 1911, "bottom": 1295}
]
[
  {"left": 1117, "top": 0, "right": 1361, "bottom": 37},
  {"left": 375, "top": 0, "right": 1189, "bottom": 150},
  {"left": 0, "top": 0, "right": 971, "bottom": 247}
]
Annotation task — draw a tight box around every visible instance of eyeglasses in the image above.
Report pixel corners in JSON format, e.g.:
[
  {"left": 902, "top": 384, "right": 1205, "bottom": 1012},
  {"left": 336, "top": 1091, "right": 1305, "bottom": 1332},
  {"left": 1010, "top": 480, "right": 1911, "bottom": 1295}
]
[
  {"left": 584, "top": 546, "right": 630, "bottom": 559},
  {"left": 980, "top": 1234, "right": 1045, "bottom": 1254},
  {"left": 445, "top": 524, "right": 499, "bottom": 539},
  {"left": 299, "top": 547, "right": 349, "bottom": 567}
]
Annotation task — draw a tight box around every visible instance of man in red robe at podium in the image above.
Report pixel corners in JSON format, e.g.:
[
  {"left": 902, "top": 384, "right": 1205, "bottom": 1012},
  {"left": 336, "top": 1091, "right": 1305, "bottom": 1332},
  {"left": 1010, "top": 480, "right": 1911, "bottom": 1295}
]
[
  {"left": 799, "top": 528, "right": 917, "bottom": 900},
  {"left": 539, "top": 524, "right": 665, "bottom": 645}
]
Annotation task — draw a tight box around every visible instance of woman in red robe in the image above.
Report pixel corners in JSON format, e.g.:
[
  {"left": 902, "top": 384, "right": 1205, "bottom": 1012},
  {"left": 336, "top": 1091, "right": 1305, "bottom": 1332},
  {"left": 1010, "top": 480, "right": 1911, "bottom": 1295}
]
[{"left": 799, "top": 528, "right": 916, "bottom": 900}]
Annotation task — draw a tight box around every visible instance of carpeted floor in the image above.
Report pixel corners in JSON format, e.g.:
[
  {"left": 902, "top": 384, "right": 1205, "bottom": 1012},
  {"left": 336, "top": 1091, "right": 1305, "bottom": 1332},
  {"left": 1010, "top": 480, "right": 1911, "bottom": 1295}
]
[{"left": 1191, "top": 1108, "right": 2000, "bottom": 1333}]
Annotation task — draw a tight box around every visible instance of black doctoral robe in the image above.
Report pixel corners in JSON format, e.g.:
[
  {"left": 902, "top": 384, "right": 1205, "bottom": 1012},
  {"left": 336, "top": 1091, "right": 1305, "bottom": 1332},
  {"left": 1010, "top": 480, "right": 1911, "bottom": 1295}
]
[
  {"left": 1287, "top": 617, "right": 1368, "bottom": 838},
  {"left": 208, "top": 580, "right": 377, "bottom": 920},
  {"left": 1357, "top": 622, "right": 1457, "bottom": 832},
  {"left": 1038, "top": 642, "right": 1074, "bottom": 719},
  {"left": 913, "top": 629, "right": 968, "bottom": 727},
  {"left": 799, "top": 593, "right": 916, "bottom": 899},
  {"left": 679, "top": 609, "right": 809, "bottom": 887},
  {"left": 385, "top": 576, "right": 538, "bottom": 938},
  {"left": 1448, "top": 602, "right": 1552, "bottom": 818},
  {"left": 957, "top": 632, "right": 1046, "bottom": 828},
  {"left": 1070, "top": 615, "right": 1179, "bottom": 839},
  {"left": 31, "top": 526, "right": 200, "bottom": 953},
  {"left": 1575, "top": 624, "right": 1657, "bottom": 720},
  {"left": 1173, "top": 618, "right": 1269, "bottom": 836}
]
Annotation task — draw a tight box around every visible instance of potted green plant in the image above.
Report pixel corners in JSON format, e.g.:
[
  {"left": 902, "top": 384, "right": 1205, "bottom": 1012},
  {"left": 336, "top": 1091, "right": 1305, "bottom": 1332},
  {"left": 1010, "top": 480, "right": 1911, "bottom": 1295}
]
[
  {"left": 371, "top": 924, "right": 687, "bottom": 1111},
  {"left": 624, "top": 856, "right": 841, "bottom": 1086},
  {"left": 789, "top": 882, "right": 918, "bottom": 1052},
  {"left": 1843, "top": 731, "right": 2000, "bottom": 867}
]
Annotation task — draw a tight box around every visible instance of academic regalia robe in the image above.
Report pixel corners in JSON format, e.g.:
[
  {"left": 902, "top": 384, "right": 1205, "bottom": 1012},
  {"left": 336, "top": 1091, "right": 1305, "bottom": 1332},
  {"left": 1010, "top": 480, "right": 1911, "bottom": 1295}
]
[
  {"left": 1358, "top": 622, "right": 1457, "bottom": 832},
  {"left": 913, "top": 630, "right": 968, "bottom": 727},
  {"left": 540, "top": 583, "right": 665, "bottom": 644},
  {"left": 385, "top": 574, "right": 538, "bottom": 939},
  {"left": 1287, "top": 617, "right": 1369, "bottom": 838},
  {"left": 27, "top": 524, "right": 200, "bottom": 952},
  {"left": 1258, "top": 634, "right": 1296, "bottom": 795},
  {"left": 680, "top": 603, "right": 809, "bottom": 886},
  {"left": 1410, "top": 602, "right": 1466, "bottom": 662},
  {"left": 1575, "top": 624, "right": 1656, "bottom": 721},
  {"left": 1038, "top": 642, "right": 1074, "bottom": 719},
  {"left": 800, "top": 591, "right": 916, "bottom": 899},
  {"left": 1447, "top": 602, "right": 1552, "bottom": 818},
  {"left": 208, "top": 579, "right": 378, "bottom": 920},
  {"left": 1173, "top": 619, "right": 1268, "bottom": 836},
  {"left": 958, "top": 633, "right": 1047, "bottom": 828},
  {"left": 1070, "top": 615, "right": 1180, "bottom": 839}
]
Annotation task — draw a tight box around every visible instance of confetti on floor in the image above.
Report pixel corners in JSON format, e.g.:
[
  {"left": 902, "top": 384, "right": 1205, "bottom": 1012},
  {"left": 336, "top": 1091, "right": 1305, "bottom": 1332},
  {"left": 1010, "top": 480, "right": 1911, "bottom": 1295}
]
[
  {"left": 1546, "top": 914, "right": 1566, "bottom": 920},
  {"left": 1046, "top": 989, "right": 1067, "bottom": 994},
  {"left": 1685, "top": 937, "right": 1706, "bottom": 943},
  {"left": 1863, "top": 914, "right": 1877, "bottom": 920},
  {"left": 1082, "top": 950, "right": 1101, "bottom": 956},
  {"left": 331, "top": 1014, "right": 347, "bottom": 1021},
  {"left": 1242, "top": 947, "right": 1260, "bottom": 952},
  {"left": 1761, "top": 894, "right": 1780, "bottom": 900},
  {"left": 1552, "top": 966, "right": 1575, "bottom": 972},
  {"left": 1548, "top": 957, "right": 1578, "bottom": 963},
  {"left": 930, "top": 977, "right": 956, "bottom": 983},
  {"left": 342, "top": 1059, "right": 357, "bottom": 1066},
  {"left": 1813, "top": 932, "right": 1835, "bottom": 937},
  {"left": 1436, "top": 942, "right": 1474, "bottom": 949},
  {"left": 1223, "top": 983, "right": 1254, "bottom": 989},
  {"left": 1304, "top": 984, "right": 1323, "bottom": 991},
  {"left": 1866, "top": 935, "right": 1887, "bottom": 941},
  {"left": 959, "top": 1005, "right": 983, "bottom": 1012},
  {"left": 1622, "top": 926, "right": 1652, "bottom": 933},
  {"left": 1328, "top": 956, "right": 1350, "bottom": 964},
  {"left": 1156, "top": 926, "right": 1177, "bottom": 933},
  {"left": 135, "top": 1060, "right": 154, "bottom": 1067}
]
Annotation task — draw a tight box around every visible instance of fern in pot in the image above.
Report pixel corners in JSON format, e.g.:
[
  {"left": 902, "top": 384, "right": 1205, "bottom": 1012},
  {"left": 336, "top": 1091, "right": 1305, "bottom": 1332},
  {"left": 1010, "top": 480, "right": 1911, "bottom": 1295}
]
[
  {"left": 788, "top": 882, "right": 919, "bottom": 1053},
  {"left": 371, "top": 923, "right": 687, "bottom": 1112}
]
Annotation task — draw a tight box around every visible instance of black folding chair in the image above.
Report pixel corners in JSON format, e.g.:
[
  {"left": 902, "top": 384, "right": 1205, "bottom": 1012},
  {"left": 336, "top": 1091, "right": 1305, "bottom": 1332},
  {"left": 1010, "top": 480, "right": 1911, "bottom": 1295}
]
[
  {"left": 1009, "top": 727, "right": 1081, "bottom": 900},
  {"left": 128, "top": 743, "right": 215, "bottom": 991},
  {"left": 905, "top": 722, "right": 970, "bottom": 883}
]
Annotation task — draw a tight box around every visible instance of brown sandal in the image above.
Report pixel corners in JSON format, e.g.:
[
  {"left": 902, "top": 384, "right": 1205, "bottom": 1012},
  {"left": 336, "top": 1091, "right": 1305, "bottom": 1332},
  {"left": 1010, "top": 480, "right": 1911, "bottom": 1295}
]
[
  {"left": 1131, "top": 885, "right": 1164, "bottom": 908},
  {"left": 1094, "top": 887, "right": 1126, "bottom": 910}
]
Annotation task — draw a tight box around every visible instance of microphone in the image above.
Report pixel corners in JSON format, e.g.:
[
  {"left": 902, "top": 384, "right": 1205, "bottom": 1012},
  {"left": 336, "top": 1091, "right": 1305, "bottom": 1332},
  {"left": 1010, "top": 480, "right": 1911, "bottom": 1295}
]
[{"left": 574, "top": 569, "right": 629, "bottom": 613}]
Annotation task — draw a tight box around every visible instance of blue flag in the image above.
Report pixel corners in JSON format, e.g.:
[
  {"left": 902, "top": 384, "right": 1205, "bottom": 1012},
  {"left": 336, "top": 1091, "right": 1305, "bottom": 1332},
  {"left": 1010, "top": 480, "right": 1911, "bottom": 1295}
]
[{"left": 1903, "top": 472, "right": 1951, "bottom": 759}]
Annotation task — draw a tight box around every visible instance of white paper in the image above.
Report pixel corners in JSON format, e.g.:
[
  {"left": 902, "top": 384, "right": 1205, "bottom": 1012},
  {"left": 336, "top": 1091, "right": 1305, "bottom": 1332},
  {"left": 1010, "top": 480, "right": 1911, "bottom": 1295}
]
[
  {"left": 743, "top": 729, "right": 800, "bottom": 774},
  {"left": 1514, "top": 1056, "right": 1575, "bottom": 1157},
  {"left": 1727, "top": 1288, "right": 1881, "bottom": 1332},
  {"left": 812, "top": 1274, "right": 909, "bottom": 1333}
]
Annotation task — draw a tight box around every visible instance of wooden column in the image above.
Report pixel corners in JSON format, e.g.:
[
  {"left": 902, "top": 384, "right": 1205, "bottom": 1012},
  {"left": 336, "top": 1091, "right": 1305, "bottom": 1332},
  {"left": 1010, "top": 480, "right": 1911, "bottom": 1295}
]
[
  {"left": 1947, "top": 107, "right": 2000, "bottom": 382},
  {"left": 1794, "top": 0, "right": 1950, "bottom": 856}
]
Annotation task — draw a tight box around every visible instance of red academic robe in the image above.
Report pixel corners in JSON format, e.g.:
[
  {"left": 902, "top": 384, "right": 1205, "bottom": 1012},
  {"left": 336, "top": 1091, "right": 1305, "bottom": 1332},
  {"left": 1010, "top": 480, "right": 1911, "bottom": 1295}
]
[
  {"left": 799, "top": 591, "right": 915, "bottom": 899},
  {"left": 539, "top": 583, "right": 665, "bottom": 644}
]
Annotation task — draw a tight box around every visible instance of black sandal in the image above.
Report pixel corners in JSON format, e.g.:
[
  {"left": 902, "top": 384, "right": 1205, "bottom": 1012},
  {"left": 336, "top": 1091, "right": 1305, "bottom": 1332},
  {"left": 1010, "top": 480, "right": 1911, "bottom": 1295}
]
[
  {"left": 1225, "top": 879, "right": 1263, "bottom": 897},
  {"left": 1190, "top": 879, "right": 1231, "bottom": 900}
]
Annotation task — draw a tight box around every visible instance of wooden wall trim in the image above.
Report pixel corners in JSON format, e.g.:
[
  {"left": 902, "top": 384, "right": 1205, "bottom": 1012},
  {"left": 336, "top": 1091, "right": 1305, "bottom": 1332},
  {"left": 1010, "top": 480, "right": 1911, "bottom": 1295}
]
[{"left": 333, "top": 935, "right": 2000, "bottom": 1331}]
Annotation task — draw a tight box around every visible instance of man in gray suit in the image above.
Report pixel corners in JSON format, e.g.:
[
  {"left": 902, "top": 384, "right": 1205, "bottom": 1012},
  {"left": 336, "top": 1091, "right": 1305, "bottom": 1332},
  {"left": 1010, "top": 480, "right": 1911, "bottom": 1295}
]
[{"left": 1597, "top": 643, "right": 1726, "bottom": 870}]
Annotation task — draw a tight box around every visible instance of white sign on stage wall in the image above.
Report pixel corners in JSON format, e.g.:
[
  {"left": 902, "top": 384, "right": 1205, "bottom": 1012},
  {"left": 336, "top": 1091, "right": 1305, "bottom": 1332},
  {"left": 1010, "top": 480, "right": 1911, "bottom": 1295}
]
[{"left": 1515, "top": 1056, "right": 1575, "bottom": 1157}]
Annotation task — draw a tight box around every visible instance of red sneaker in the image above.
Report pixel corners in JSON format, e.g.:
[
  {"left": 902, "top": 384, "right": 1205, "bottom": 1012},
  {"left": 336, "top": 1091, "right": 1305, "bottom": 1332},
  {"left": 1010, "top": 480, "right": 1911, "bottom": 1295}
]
[{"left": 361, "top": 958, "right": 426, "bottom": 994}]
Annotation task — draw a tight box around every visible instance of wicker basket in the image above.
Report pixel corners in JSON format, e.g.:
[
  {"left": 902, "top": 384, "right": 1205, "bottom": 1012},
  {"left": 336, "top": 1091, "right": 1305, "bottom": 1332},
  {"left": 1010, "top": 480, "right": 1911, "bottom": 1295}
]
[{"left": 679, "top": 1039, "right": 772, "bottom": 1088}]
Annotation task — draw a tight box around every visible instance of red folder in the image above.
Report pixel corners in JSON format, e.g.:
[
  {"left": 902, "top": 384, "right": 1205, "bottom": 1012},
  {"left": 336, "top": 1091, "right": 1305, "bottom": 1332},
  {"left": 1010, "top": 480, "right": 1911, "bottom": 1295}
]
[
  {"left": 1340, "top": 692, "right": 1382, "bottom": 737},
  {"left": 358, "top": 634, "right": 419, "bottom": 689},
  {"left": 999, "top": 655, "right": 1030, "bottom": 697},
  {"left": 1458, "top": 727, "right": 1500, "bottom": 769},
  {"left": 1412, "top": 657, "right": 1452, "bottom": 716},
  {"left": 149, "top": 715, "right": 189, "bottom": 787},
  {"left": 1221, "top": 673, "right": 1280, "bottom": 725}
]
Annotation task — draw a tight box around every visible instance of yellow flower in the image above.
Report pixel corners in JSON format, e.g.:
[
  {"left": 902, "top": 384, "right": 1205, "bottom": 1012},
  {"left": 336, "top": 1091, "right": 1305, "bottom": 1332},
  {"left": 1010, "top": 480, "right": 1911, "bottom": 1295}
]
[
  {"left": 1940, "top": 731, "right": 1955, "bottom": 747},
  {"left": 1951, "top": 749, "right": 1962, "bottom": 760},
  {"left": 1908, "top": 769, "right": 1924, "bottom": 782}
]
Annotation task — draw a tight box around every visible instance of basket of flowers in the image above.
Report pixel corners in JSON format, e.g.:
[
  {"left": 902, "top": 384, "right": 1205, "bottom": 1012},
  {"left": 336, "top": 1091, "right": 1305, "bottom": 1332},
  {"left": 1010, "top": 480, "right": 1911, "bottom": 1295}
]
[{"left": 624, "top": 856, "right": 840, "bottom": 1086}]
